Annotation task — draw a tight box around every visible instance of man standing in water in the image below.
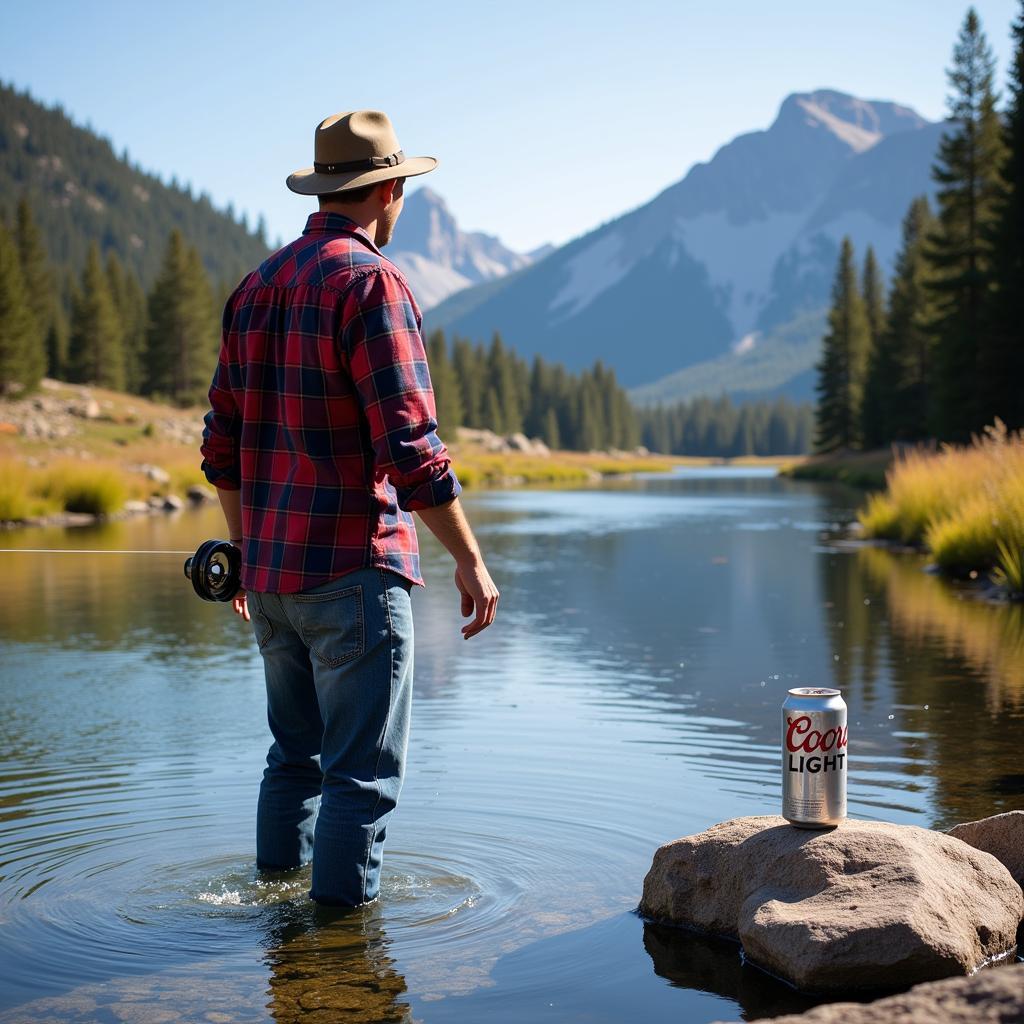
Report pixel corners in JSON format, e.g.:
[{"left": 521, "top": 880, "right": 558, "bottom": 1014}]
[{"left": 200, "top": 110, "right": 499, "bottom": 906}]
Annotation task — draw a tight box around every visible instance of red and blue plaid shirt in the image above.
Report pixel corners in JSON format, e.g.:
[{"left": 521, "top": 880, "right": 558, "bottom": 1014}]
[{"left": 200, "top": 211, "right": 461, "bottom": 593}]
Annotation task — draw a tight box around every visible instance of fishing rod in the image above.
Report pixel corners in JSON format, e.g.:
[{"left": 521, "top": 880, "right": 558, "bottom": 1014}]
[{"left": 2, "top": 540, "right": 242, "bottom": 604}]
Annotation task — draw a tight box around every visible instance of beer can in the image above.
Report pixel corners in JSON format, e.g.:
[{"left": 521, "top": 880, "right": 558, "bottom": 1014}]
[{"left": 782, "top": 687, "right": 847, "bottom": 828}]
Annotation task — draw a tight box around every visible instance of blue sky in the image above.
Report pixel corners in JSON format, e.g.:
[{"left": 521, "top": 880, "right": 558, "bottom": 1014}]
[{"left": 2, "top": 1, "right": 1018, "bottom": 253}]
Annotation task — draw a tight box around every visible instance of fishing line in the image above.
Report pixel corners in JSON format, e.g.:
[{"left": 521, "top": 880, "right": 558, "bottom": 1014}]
[
  {"left": 0, "top": 542, "right": 241, "bottom": 602},
  {"left": 0, "top": 549, "right": 195, "bottom": 555}
]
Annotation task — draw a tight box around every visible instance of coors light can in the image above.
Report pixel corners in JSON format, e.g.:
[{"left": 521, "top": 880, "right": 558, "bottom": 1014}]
[{"left": 782, "top": 687, "right": 847, "bottom": 828}]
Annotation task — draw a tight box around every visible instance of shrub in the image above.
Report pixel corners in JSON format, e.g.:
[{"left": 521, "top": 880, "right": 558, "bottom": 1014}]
[{"left": 44, "top": 464, "right": 127, "bottom": 516}]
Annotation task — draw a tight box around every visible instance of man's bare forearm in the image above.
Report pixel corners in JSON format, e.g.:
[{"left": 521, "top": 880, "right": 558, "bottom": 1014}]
[
  {"left": 415, "top": 497, "right": 482, "bottom": 565},
  {"left": 217, "top": 487, "right": 244, "bottom": 541}
]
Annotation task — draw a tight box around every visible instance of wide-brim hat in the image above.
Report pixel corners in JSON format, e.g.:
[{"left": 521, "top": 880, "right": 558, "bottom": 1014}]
[{"left": 287, "top": 110, "right": 437, "bottom": 196}]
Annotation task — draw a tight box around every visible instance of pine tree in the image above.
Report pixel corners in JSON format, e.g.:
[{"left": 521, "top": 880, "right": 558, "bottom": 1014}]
[
  {"left": 886, "top": 197, "right": 940, "bottom": 441},
  {"left": 483, "top": 386, "right": 504, "bottom": 434},
  {"left": 524, "top": 356, "right": 550, "bottom": 437},
  {"left": 426, "top": 328, "right": 463, "bottom": 431},
  {"left": 452, "top": 337, "right": 484, "bottom": 428},
  {"left": 146, "top": 231, "right": 218, "bottom": 404},
  {"left": 0, "top": 220, "right": 40, "bottom": 394},
  {"left": 67, "top": 244, "right": 124, "bottom": 389},
  {"left": 984, "top": 0, "right": 1024, "bottom": 429},
  {"left": 768, "top": 397, "right": 797, "bottom": 454},
  {"left": 13, "top": 198, "right": 49, "bottom": 387},
  {"left": 860, "top": 246, "right": 894, "bottom": 448},
  {"left": 487, "top": 332, "right": 522, "bottom": 434},
  {"left": 815, "top": 237, "right": 872, "bottom": 451},
  {"left": 106, "top": 252, "right": 148, "bottom": 394},
  {"left": 926, "top": 6, "right": 1009, "bottom": 440},
  {"left": 543, "top": 407, "right": 561, "bottom": 450}
]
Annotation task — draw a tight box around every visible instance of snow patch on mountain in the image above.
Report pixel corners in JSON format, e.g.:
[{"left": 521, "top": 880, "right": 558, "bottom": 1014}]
[
  {"left": 673, "top": 208, "right": 807, "bottom": 339},
  {"left": 794, "top": 97, "right": 883, "bottom": 153},
  {"left": 548, "top": 232, "right": 631, "bottom": 320}
]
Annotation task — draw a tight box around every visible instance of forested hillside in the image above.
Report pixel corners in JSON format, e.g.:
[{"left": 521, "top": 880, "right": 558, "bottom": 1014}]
[{"left": 0, "top": 82, "right": 268, "bottom": 287}]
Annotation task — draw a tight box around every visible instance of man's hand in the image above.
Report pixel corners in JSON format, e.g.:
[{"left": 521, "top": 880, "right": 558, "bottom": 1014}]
[
  {"left": 232, "top": 589, "right": 251, "bottom": 622},
  {"left": 454, "top": 558, "right": 499, "bottom": 639}
]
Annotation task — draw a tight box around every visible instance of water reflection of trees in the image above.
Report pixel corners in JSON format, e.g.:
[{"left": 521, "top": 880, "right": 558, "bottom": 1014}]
[{"left": 826, "top": 544, "right": 1024, "bottom": 828}]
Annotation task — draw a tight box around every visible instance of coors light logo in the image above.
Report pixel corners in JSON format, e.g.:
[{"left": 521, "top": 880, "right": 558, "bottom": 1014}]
[{"left": 785, "top": 714, "right": 847, "bottom": 773}]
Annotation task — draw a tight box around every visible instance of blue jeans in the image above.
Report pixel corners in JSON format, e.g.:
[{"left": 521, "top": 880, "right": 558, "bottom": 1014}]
[{"left": 248, "top": 567, "right": 414, "bottom": 906}]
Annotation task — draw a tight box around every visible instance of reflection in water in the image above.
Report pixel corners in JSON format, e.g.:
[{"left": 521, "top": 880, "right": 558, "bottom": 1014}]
[
  {"left": 643, "top": 921, "right": 829, "bottom": 1020},
  {"left": 263, "top": 905, "right": 412, "bottom": 1024},
  {"left": 859, "top": 546, "right": 1024, "bottom": 708},
  {"left": 1, "top": 473, "right": 1023, "bottom": 1022},
  {"left": 853, "top": 545, "right": 1024, "bottom": 827}
]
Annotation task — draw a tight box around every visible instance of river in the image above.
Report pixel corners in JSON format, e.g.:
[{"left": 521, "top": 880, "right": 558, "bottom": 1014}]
[{"left": 1, "top": 467, "right": 1021, "bottom": 1023}]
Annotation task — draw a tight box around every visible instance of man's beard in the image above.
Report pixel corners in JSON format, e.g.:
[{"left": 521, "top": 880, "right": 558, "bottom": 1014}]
[{"left": 375, "top": 206, "right": 399, "bottom": 247}]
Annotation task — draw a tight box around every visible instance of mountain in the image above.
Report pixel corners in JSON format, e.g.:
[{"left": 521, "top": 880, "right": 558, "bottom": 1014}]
[
  {"left": 426, "top": 89, "right": 944, "bottom": 402},
  {"left": 388, "top": 187, "right": 537, "bottom": 309},
  {"left": 0, "top": 82, "right": 268, "bottom": 286}
]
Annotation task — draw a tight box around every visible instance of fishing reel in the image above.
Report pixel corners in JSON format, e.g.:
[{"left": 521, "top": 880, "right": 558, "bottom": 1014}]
[{"left": 184, "top": 539, "right": 242, "bottom": 602}]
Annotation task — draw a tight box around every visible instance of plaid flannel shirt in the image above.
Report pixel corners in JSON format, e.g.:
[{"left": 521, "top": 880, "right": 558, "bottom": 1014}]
[{"left": 200, "top": 211, "right": 461, "bottom": 593}]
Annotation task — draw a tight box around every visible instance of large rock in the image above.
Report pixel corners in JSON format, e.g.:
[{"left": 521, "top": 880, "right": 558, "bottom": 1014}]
[
  {"left": 639, "top": 816, "right": 1022, "bottom": 992},
  {"left": 947, "top": 811, "right": 1024, "bottom": 888},
  {"left": 712, "top": 962, "right": 1024, "bottom": 1023}
]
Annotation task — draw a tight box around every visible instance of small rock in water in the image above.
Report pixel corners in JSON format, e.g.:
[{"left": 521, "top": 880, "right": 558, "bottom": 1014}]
[{"left": 639, "top": 815, "right": 1022, "bottom": 992}]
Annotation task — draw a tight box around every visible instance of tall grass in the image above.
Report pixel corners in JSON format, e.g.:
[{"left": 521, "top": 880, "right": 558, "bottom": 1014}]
[
  {"left": 0, "top": 456, "right": 142, "bottom": 521},
  {"left": 857, "top": 422, "right": 1024, "bottom": 590},
  {"left": 48, "top": 465, "right": 127, "bottom": 516}
]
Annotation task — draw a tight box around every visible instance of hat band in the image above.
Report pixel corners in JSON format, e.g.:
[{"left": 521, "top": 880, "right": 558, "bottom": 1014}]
[{"left": 313, "top": 150, "right": 405, "bottom": 174}]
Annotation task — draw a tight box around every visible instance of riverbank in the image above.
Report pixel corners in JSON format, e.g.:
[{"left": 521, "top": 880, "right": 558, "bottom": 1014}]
[
  {"left": 856, "top": 424, "right": 1024, "bottom": 597},
  {"left": 0, "top": 380, "right": 798, "bottom": 528},
  {"left": 779, "top": 449, "right": 893, "bottom": 490}
]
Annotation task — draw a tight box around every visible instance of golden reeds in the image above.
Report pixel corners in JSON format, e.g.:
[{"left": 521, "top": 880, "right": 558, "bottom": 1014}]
[{"left": 858, "top": 421, "right": 1024, "bottom": 591}]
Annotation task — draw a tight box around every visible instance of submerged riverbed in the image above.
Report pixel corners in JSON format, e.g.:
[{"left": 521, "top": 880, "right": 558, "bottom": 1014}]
[{"left": 1, "top": 468, "right": 1021, "bottom": 1023}]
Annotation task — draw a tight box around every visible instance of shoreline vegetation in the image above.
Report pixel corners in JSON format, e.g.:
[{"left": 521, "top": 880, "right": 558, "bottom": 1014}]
[
  {"left": 857, "top": 423, "right": 1024, "bottom": 597},
  {"left": 786, "top": 424, "right": 1024, "bottom": 600},
  {"left": 0, "top": 380, "right": 798, "bottom": 530}
]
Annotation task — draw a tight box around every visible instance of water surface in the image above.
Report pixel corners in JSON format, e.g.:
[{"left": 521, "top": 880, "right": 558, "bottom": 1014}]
[{"left": 1, "top": 468, "right": 1021, "bottom": 1022}]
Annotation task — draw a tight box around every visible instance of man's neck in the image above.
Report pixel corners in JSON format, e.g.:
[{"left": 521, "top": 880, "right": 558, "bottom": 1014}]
[{"left": 318, "top": 203, "right": 379, "bottom": 243}]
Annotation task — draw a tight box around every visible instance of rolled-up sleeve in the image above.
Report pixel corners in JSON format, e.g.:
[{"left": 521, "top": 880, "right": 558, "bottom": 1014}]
[
  {"left": 200, "top": 337, "right": 242, "bottom": 491},
  {"left": 342, "top": 268, "right": 461, "bottom": 511}
]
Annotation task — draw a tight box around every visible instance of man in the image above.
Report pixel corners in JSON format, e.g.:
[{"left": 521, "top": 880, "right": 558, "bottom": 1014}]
[{"left": 200, "top": 109, "right": 499, "bottom": 907}]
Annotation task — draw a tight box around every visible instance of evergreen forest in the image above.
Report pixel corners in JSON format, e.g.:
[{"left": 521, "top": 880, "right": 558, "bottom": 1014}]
[{"left": 815, "top": 5, "right": 1024, "bottom": 451}]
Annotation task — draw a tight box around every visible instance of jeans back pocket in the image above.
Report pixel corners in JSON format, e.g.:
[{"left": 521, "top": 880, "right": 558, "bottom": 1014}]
[{"left": 292, "top": 584, "right": 365, "bottom": 667}]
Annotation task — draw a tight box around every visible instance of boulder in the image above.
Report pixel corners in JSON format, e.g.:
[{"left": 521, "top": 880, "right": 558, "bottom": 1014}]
[
  {"left": 161, "top": 494, "right": 184, "bottom": 512},
  {"left": 947, "top": 811, "right": 1024, "bottom": 888},
  {"left": 639, "top": 816, "right": 1021, "bottom": 992},
  {"left": 506, "top": 432, "right": 534, "bottom": 452},
  {"left": 140, "top": 464, "right": 171, "bottom": 485},
  {"left": 185, "top": 483, "right": 216, "bottom": 505},
  {"left": 712, "top": 962, "right": 1024, "bottom": 1024},
  {"left": 122, "top": 500, "right": 150, "bottom": 515}
]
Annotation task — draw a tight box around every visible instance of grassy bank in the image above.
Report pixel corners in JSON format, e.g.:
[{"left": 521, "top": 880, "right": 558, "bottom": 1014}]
[
  {"left": 857, "top": 424, "right": 1024, "bottom": 596},
  {"left": 779, "top": 449, "right": 892, "bottom": 489}
]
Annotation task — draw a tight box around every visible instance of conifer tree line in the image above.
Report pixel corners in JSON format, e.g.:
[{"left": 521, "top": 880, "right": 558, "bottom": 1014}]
[
  {"left": 2, "top": 195, "right": 811, "bottom": 454},
  {"left": 637, "top": 395, "right": 813, "bottom": 458},
  {"left": 0, "top": 195, "right": 221, "bottom": 404},
  {"left": 815, "top": 4, "right": 1024, "bottom": 451},
  {"left": 427, "top": 329, "right": 812, "bottom": 455}
]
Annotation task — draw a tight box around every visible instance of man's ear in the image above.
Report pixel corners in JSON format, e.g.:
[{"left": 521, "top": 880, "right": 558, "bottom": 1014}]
[{"left": 379, "top": 178, "right": 398, "bottom": 205}]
